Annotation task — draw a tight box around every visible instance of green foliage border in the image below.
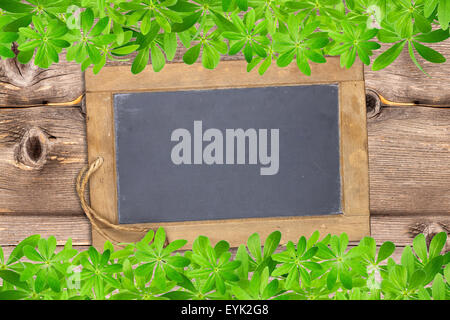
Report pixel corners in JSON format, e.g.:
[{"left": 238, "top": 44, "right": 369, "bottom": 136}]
[
  {"left": 0, "top": 229, "right": 448, "bottom": 300},
  {"left": 0, "top": 0, "right": 449, "bottom": 76}
]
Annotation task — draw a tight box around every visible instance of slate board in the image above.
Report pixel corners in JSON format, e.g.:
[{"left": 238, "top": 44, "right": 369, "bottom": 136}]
[{"left": 113, "top": 85, "right": 342, "bottom": 224}]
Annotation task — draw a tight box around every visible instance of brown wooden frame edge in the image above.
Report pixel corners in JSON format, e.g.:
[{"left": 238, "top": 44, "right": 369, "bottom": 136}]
[{"left": 85, "top": 58, "right": 369, "bottom": 249}]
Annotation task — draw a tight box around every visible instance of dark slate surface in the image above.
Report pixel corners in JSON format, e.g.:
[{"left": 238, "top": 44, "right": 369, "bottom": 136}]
[{"left": 113, "top": 85, "right": 342, "bottom": 224}]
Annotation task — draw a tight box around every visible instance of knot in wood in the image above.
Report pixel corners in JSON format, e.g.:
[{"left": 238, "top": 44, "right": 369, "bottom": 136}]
[
  {"left": 410, "top": 221, "right": 450, "bottom": 253},
  {"left": 0, "top": 44, "right": 39, "bottom": 88},
  {"left": 366, "top": 89, "right": 382, "bottom": 119},
  {"left": 15, "top": 127, "right": 49, "bottom": 169}
]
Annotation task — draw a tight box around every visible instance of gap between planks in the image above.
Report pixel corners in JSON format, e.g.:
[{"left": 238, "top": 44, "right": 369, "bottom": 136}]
[{"left": 0, "top": 214, "right": 448, "bottom": 248}]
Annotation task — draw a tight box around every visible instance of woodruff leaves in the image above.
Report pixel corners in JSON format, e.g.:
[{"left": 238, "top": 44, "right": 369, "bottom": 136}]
[
  {"left": 0, "top": 229, "right": 448, "bottom": 300},
  {"left": 0, "top": 0, "right": 448, "bottom": 75}
]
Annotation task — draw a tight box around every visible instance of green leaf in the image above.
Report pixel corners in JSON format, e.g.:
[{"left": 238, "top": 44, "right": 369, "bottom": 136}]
[
  {"left": 0, "top": 0, "right": 33, "bottom": 13},
  {"left": 432, "top": 273, "right": 446, "bottom": 300},
  {"left": 243, "top": 43, "right": 253, "bottom": 63},
  {"left": 0, "top": 45, "right": 14, "bottom": 58},
  {"left": 408, "top": 41, "right": 429, "bottom": 77},
  {"left": 413, "top": 41, "right": 446, "bottom": 64},
  {"left": 164, "top": 239, "right": 188, "bottom": 254},
  {"left": 445, "top": 263, "right": 450, "bottom": 283},
  {"left": 23, "top": 246, "right": 44, "bottom": 262},
  {"left": 164, "top": 32, "right": 178, "bottom": 61},
  {"left": 235, "top": 245, "right": 249, "bottom": 279},
  {"left": 413, "top": 233, "right": 428, "bottom": 262},
  {"left": 409, "top": 270, "right": 426, "bottom": 289},
  {"left": 202, "top": 44, "right": 220, "bottom": 69},
  {"left": 296, "top": 52, "right": 311, "bottom": 76},
  {"left": 150, "top": 43, "right": 166, "bottom": 72},
  {"left": 155, "top": 12, "right": 171, "bottom": 33},
  {"left": 277, "top": 49, "right": 295, "bottom": 67},
  {"left": 182, "top": 42, "right": 201, "bottom": 65},
  {"left": 327, "top": 266, "right": 338, "bottom": 289},
  {"left": 377, "top": 29, "right": 401, "bottom": 43},
  {"left": 258, "top": 56, "right": 272, "bottom": 75},
  {"left": 285, "top": 266, "right": 299, "bottom": 289},
  {"left": 414, "top": 29, "right": 450, "bottom": 43},
  {"left": 3, "top": 14, "right": 32, "bottom": 32},
  {"left": 210, "top": 10, "right": 239, "bottom": 33},
  {"left": 167, "top": 255, "right": 190, "bottom": 268},
  {"left": 372, "top": 41, "right": 406, "bottom": 71},
  {"left": 229, "top": 39, "right": 246, "bottom": 55},
  {"left": 413, "top": 12, "right": 431, "bottom": 34},
  {"left": 237, "top": 0, "right": 248, "bottom": 11},
  {"left": 429, "top": 232, "right": 447, "bottom": 260},
  {"left": 423, "top": 256, "right": 444, "bottom": 284},
  {"left": 0, "top": 290, "right": 29, "bottom": 300},
  {"left": 438, "top": 0, "right": 450, "bottom": 30},
  {"left": 232, "top": 286, "right": 253, "bottom": 300},
  {"left": 0, "top": 270, "right": 29, "bottom": 290},
  {"left": 82, "top": 8, "right": 95, "bottom": 32},
  {"left": 340, "top": 269, "right": 353, "bottom": 290},
  {"left": 0, "top": 32, "right": 19, "bottom": 43},
  {"left": 425, "top": 0, "right": 439, "bottom": 17},
  {"left": 377, "top": 241, "right": 395, "bottom": 264},
  {"left": 91, "top": 17, "right": 110, "bottom": 37},
  {"left": 172, "top": 11, "right": 202, "bottom": 33},
  {"left": 214, "top": 240, "right": 230, "bottom": 259},
  {"left": 111, "top": 44, "right": 140, "bottom": 56},
  {"left": 247, "top": 233, "right": 262, "bottom": 263},
  {"left": 263, "top": 231, "right": 281, "bottom": 259},
  {"left": 86, "top": 44, "right": 101, "bottom": 64},
  {"left": 132, "top": 48, "right": 150, "bottom": 74}
]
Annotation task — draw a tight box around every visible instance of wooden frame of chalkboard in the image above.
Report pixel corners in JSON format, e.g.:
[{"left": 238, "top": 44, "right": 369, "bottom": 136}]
[{"left": 85, "top": 58, "right": 369, "bottom": 248}]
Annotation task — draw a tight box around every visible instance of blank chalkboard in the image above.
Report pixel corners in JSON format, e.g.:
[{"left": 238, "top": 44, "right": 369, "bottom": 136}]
[
  {"left": 85, "top": 60, "right": 370, "bottom": 248},
  {"left": 113, "top": 85, "right": 342, "bottom": 224}
]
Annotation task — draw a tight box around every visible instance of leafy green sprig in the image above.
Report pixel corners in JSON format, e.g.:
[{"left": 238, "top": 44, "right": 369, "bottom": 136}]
[
  {"left": 0, "top": 0, "right": 448, "bottom": 76},
  {"left": 0, "top": 229, "right": 448, "bottom": 300}
]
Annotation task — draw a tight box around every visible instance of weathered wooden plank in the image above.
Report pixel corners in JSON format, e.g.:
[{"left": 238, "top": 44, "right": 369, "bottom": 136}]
[
  {"left": 0, "top": 41, "right": 449, "bottom": 248},
  {"left": 365, "top": 40, "right": 450, "bottom": 105},
  {"left": 0, "top": 51, "right": 83, "bottom": 107},
  {"left": 0, "top": 214, "right": 90, "bottom": 246},
  {"left": 371, "top": 215, "right": 449, "bottom": 251},
  {"left": 2, "top": 104, "right": 448, "bottom": 217},
  {"left": 0, "top": 38, "right": 449, "bottom": 109},
  {"left": 1, "top": 214, "right": 448, "bottom": 251},
  {"left": 0, "top": 106, "right": 86, "bottom": 214},
  {"left": 368, "top": 106, "right": 450, "bottom": 215}
]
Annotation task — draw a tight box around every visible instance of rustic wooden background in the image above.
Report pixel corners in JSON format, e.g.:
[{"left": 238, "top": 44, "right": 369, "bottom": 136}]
[{"left": 1, "top": 40, "right": 449, "bottom": 259}]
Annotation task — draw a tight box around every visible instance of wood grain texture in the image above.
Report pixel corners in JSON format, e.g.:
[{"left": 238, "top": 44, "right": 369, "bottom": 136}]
[
  {"left": 85, "top": 93, "right": 118, "bottom": 225},
  {"left": 0, "top": 215, "right": 91, "bottom": 246},
  {"left": 365, "top": 39, "right": 450, "bottom": 105},
  {"left": 1, "top": 104, "right": 446, "bottom": 218},
  {"left": 368, "top": 106, "right": 450, "bottom": 215},
  {"left": 1, "top": 213, "right": 448, "bottom": 251},
  {"left": 340, "top": 81, "right": 370, "bottom": 217},
  {"left": 0, "top": 51, "right": 84, "bottom": 107},
  {"left": 0, "top": 106, "right": 87, "bottom": 215},
  {"left": 92, "top": 215, "right": 370, "bottom": 249},
  {"left": 0, "top": 40, "right": 449, "bottom": 249},
  {"left": 85, "top": 60, "right": 369, "bottom": 249},
  {"left": 0, "top": 40, "right": 448, "bottom": 108},
  {"left": 86, "top": 58, "right": 363, "bottom": 93}
]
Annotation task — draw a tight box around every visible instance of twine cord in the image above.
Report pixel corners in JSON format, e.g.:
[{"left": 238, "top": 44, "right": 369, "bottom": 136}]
[{"left": 76, "top": 156, "right": 156, "bottom": 246}]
